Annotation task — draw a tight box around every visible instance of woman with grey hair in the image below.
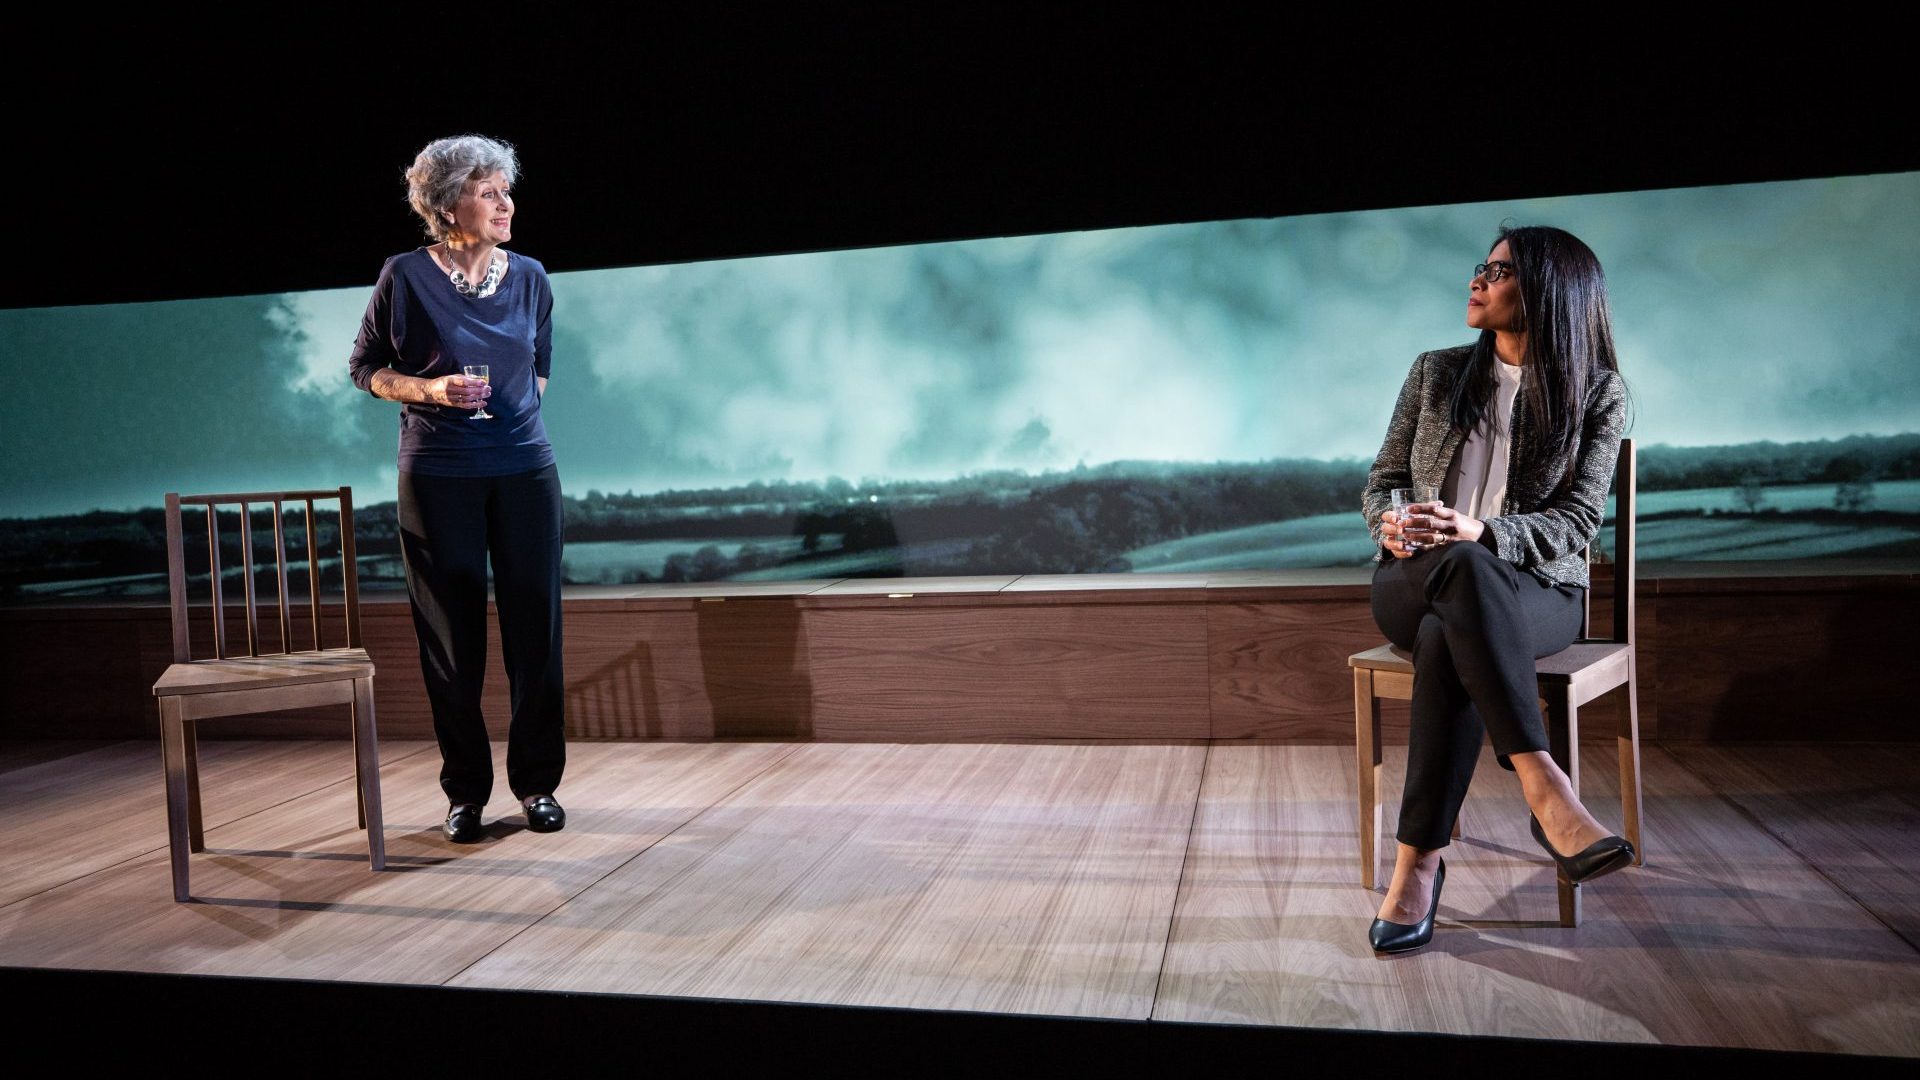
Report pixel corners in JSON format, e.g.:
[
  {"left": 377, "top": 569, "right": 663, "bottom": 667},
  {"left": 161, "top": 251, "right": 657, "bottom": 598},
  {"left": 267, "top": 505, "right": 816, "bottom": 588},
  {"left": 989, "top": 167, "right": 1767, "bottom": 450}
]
[{"left": 349, "top": 134, "right": 568, "bottom": 844}]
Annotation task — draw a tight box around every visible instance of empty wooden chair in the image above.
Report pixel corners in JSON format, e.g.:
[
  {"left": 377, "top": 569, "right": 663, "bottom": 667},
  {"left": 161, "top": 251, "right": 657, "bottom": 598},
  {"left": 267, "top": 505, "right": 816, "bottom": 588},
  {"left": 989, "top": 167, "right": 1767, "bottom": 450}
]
[
  {"left": 151, "top": 487, "right": 383, "bottom": 901},
  {"left": 1348, "top": 440, "right": 1642, "bottom": 927}
]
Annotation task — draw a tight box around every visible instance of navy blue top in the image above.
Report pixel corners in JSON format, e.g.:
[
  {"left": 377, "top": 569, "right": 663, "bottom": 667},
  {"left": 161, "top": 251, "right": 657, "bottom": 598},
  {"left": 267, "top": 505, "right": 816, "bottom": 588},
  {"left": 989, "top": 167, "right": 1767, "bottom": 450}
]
[{"left": 349, "top": 249, "right": 556, "bottom": 477}]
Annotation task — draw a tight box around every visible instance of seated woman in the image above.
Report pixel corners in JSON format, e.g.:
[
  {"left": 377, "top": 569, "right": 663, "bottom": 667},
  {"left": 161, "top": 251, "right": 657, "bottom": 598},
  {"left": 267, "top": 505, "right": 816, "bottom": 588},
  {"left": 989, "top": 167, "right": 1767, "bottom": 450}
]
[{"left": 1362, "top": 225, "right": 1635, "bottom": 954}]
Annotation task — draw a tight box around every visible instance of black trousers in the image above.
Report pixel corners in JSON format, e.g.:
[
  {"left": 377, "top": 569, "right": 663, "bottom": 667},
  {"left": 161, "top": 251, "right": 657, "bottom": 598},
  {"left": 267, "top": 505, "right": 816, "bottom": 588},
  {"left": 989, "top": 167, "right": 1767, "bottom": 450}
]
[
  {"left": 398, "top": 464, "right": 566, "bottom": 806},
  {"left": 1370, "top": 540, "right": 1583, "bottom": 850}
]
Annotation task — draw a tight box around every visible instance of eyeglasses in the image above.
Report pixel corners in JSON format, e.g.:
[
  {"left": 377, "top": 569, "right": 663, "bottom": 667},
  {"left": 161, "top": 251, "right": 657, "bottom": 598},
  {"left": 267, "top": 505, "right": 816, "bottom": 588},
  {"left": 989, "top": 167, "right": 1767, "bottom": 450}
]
[{"left": 1474, "top": 261, "right": 1516, "bottom": 283}]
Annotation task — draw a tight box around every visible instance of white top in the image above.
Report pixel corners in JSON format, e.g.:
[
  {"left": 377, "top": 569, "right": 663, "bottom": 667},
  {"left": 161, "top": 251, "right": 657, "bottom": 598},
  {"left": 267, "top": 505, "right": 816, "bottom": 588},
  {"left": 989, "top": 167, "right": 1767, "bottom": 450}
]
[{"left": 1441, "top": 359, "right": 1525, "bottom": 519}]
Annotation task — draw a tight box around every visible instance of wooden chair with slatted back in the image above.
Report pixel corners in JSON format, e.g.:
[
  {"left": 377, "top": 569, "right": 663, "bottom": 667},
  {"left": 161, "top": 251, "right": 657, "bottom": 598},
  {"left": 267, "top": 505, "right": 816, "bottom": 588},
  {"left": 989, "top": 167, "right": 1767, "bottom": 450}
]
[
  {"left": 1347, "top": 439, "right": 1642, "bottom": 927},
  {"left": 151, "top": 486, "right": 383, "bottom": 901}
]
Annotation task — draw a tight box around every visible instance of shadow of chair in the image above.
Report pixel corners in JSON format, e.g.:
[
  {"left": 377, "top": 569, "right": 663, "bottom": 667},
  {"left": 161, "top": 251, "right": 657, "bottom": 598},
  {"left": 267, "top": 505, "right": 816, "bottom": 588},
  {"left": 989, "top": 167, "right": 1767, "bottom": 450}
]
[
  {"left": 1347, "top": 440, "right": 1643, "bottom": 927},
  {"left": 151, "top": 487, "right": 383, "bottom": 901}
]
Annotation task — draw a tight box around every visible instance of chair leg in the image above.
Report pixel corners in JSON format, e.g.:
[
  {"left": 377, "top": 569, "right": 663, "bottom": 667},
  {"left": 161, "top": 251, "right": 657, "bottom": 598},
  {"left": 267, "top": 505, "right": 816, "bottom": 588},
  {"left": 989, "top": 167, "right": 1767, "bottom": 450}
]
[
  {"left": 1546, "top": 688, "right": 1582, "bottom": 928},
  {"left": 352, "top": 677, "right": 385, "bottom": 872},
  {"left": 158, "top": 698, "right": 193, "bottom": 903},
  {"left": 1619, "top": 662, "right": 1645, "bottom": 866},
  {"left": 350, "top": 700, "right": 367, "bottom": 831},
  {"left": 183, "top": 717, "right": 204, "bottom": 853},
  {"left": 1354, "top": 668, "right": 1382, "bottom": 891}
]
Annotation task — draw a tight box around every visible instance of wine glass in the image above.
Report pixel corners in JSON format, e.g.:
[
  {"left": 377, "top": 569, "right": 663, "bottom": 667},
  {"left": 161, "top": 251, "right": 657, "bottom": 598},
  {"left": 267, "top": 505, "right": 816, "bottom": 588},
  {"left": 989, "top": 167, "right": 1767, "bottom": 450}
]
[
  {"left": 462, "top": 364, "right": 492, "bottom": 420},
  {"left": 1391, "top": 484, "right": 1440, "bottom": 552}
]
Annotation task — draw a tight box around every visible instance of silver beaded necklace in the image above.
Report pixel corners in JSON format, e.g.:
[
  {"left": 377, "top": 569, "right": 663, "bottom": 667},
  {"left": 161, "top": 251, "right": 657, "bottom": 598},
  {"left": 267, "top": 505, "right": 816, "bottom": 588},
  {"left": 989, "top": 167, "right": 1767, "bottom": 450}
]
[{"left": 443, "top": 244, "right": 504, "bottom": 299}]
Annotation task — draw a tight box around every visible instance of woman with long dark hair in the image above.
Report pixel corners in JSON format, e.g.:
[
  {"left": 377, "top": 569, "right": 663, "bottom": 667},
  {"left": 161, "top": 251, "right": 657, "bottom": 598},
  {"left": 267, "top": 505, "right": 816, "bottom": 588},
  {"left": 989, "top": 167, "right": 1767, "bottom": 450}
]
[{"left": 1361, "top": 225, "right": 1633, "bottom": 953}]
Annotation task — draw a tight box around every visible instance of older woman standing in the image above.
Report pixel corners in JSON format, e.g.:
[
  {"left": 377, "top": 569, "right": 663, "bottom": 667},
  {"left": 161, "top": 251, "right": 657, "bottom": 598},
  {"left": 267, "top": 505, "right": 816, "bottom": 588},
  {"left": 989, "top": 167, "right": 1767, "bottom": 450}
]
[{"left": 349, "top": 134, "right": 567, "bottom": 843}]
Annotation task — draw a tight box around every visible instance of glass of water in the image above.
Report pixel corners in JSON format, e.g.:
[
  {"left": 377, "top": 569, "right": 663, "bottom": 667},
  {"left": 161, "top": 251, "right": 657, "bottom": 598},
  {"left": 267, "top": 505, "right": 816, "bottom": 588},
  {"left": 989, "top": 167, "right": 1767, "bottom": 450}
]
[
  {"left": 462, "top": 364, "right": 492, "bottom": 420},
  {"left": 1391, "top": 484, "right": 1440, "bottom": 551}
]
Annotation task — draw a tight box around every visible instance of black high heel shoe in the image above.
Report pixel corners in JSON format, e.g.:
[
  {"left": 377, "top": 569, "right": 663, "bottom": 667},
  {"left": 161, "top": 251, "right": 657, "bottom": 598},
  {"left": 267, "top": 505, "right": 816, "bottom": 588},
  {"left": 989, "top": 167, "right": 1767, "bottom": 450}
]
[
  {"left": 1529, "top": 814, "right": 1634, "bottom": 883},
  {"left": 1369, "top": 858, "right": 1445, "bottom": 954}
]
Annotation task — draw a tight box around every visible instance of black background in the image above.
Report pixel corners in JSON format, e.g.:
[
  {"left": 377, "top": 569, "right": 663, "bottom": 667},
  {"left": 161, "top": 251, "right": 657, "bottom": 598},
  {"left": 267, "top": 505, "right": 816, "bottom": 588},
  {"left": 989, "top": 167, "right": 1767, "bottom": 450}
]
[{"left": 11, "top": 16, "right": 1912, "bottom": 310}]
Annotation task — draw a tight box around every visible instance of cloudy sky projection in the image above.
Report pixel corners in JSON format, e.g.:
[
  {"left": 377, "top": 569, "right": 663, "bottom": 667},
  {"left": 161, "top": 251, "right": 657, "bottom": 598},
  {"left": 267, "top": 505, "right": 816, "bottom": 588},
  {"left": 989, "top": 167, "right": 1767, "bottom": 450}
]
[{"left": 4, "top": 170, "right": 1916, "bottom": 518}]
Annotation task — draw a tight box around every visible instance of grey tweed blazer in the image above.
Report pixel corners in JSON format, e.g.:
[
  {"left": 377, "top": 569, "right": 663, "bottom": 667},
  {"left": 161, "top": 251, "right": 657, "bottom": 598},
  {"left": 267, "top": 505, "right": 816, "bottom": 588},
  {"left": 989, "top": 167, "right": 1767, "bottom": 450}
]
[{"left": 1362, "top": 344, "right": 1627, "bottom": 589}]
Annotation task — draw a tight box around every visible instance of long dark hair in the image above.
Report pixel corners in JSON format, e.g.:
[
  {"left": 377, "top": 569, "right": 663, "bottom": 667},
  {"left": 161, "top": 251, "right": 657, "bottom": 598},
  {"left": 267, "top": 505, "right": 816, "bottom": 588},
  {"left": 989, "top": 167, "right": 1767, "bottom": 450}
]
[{"left": 1448, "top": 225, "right": 1620, "bottom": 462}]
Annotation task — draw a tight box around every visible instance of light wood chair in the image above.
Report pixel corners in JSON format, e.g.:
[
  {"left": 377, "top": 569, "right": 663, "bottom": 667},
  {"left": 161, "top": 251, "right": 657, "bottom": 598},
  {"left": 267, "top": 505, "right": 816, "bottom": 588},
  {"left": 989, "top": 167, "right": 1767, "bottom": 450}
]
[
  {"left": 1348, "top": 440, "right": 1642, "bottom": 927},
  {"left": 151, "top": 487, "right": 383, "bottom": 901}
]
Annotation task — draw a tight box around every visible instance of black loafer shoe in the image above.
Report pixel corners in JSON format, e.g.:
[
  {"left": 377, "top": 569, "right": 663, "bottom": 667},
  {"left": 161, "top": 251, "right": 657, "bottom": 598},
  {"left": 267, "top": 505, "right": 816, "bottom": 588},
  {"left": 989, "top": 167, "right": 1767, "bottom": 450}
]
[
  {"left": 445, "top": 803, "right": 484, "bottom": 844},
  {"left": 1530, "top": 814, "right": 1634, "bottom": 883},
  {"left": 523, "top": 794, "right": 566, "bottom": 833},
  {"left": 1369, "top": 858, "right": 1444, "bottom": 954}
]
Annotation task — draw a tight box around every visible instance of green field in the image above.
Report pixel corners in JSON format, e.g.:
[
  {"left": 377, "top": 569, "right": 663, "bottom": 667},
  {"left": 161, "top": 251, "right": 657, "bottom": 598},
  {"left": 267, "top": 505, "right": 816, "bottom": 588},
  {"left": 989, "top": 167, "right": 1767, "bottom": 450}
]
[
  {"left": 1123, "top": 513, "right": 1376, "bottom": 572},
  {"left": 730, "top": 548, "right": 904, "bottom": 580},
  {"left": 1119, "top": 479, "right": 1920, "bottom": 572},
  {"left": 1625, "top": 519, "right": 1919, "bottom": 561},
  {"left": 563, "top": 536, "right": 809, "bottom": 583}
]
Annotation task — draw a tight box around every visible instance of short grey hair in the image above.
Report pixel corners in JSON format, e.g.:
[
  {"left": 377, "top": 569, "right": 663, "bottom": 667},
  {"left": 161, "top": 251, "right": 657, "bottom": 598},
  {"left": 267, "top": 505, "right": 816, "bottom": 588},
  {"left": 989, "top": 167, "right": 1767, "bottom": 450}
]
[{"left": 405, "top": 135, "right": 520, "bottom": 242}]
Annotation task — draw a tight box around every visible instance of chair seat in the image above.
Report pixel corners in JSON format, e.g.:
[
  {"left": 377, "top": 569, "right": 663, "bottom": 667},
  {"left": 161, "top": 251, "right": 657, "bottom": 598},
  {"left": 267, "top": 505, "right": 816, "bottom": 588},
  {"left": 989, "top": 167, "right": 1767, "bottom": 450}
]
[
  {"left": 1348, "top": 643, "right": 1413, "bottom": 674},
  {"left": 1534, "top": 641, "right": 1630, "bottom": 684},
  {"left": 1350, "top": 638, "right": 1626, "bottom": 678},
  {"left": 153, "top": 648, "right": 374, "bottom": 697}
]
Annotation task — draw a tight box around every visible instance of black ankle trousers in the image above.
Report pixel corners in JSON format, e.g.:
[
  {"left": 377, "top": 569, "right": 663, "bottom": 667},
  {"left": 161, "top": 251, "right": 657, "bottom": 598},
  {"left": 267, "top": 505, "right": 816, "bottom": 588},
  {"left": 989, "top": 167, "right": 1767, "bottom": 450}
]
[
  {"left": 398, "top": 464, "right": 566, "bottom": 806},
  {"left": 1369, "top": 539, "right": 1583, "bottom": 850}
]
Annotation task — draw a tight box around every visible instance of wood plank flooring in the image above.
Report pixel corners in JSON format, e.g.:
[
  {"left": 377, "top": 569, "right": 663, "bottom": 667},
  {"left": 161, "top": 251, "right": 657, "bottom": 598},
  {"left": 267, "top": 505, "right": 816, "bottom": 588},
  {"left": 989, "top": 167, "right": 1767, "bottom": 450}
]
[
  {"left": 1665, "top": 743, "right": 1920, "bottom": 951},
  {"left": 454, "top": 742, "right": 1204, "bottom": 1016},
  {"left": 0, "top": 739, "right": 437, "bottom": 909},
  {"left": 0, "top": 736, "right": 1914, "bottom": 1056},
  {"left": 1156, "top": 743, "right": 1920, "bottom": 1056}
]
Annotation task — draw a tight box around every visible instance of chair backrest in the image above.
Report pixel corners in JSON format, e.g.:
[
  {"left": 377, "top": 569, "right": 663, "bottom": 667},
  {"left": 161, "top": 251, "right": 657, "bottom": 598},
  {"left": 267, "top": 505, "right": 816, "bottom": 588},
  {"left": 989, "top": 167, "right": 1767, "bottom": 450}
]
[
  {"left": 1581, "top": 438, "right": 1635, "bottom": 645},
  {"left": 161, "top": 487, "right": 362, "bottom": 662}
]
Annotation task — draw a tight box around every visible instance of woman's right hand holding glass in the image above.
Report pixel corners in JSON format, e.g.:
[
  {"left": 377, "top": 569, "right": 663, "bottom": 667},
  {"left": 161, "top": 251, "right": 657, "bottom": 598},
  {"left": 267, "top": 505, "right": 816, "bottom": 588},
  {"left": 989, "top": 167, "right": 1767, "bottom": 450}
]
[
  {"left": 425, "top": 374, "right": 491, "bottom": 410},
  {"left": 1382, "top": 509, "right": 1413, "bottom": 558},
  {"left": 1381, "top": 503, "right": 1441, "bottom": 558}
]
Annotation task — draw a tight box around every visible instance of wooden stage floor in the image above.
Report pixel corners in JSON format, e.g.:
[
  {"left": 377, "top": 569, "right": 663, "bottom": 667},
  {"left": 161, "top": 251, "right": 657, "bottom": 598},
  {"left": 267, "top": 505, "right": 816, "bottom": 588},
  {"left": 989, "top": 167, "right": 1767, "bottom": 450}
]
[{"left": 1, "top": 736, "right": 1915, "bottom": 1058}]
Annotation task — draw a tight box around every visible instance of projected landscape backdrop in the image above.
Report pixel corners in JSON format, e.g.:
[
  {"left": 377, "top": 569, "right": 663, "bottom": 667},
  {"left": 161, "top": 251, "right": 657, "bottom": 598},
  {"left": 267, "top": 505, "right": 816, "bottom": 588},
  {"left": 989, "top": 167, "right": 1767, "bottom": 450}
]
[{"left": 4, "top": 171, "right": 1918, "bottom": 600}]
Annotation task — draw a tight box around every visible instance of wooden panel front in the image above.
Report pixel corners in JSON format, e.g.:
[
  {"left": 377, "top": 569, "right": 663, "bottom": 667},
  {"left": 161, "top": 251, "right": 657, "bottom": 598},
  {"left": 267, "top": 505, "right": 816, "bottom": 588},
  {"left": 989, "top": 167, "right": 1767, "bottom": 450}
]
[
  {"left": 0, "top": 572, "right": 1911, "bottom": 743},
  {"left": 805, "top": 601, "right": 1209, "bottom": 740},
  {"left": 0, "top": 612, "right": 152, "bottom": 738},
  {"left": 567, "top": 600, "right": 815, "bottom": 739},
  {"left": 1208, "top": 597, "right": 1392, "bottom": 740},
  {"left": 1649, "top": 581, "right": 1910, "bottom": 741}
]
